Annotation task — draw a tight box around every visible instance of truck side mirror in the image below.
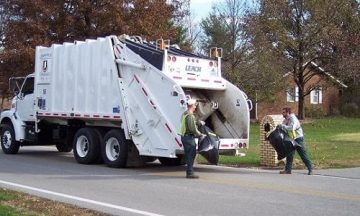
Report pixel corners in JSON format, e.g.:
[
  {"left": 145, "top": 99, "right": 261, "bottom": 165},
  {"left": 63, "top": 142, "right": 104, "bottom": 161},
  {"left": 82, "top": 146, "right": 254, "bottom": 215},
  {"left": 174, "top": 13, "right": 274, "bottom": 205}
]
[
  {"left": 16, "top": 92, "right": 24, "bottom": 100},
  {"left": 11, "top": 85, "right": 20, "bottom": 95},
  {"left": 9, "top": 77, "right": 25, "bottom": 96}
]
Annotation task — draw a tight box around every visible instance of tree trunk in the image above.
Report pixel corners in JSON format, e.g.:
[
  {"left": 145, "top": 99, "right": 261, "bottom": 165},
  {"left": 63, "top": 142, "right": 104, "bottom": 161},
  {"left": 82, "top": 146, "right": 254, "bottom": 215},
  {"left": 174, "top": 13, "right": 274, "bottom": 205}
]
[
  {"left": 0, "top": 97, "right": 3, "bottom": 113},
  {"left": 298, "top": 90, "right": 305, "bottom": 119}
]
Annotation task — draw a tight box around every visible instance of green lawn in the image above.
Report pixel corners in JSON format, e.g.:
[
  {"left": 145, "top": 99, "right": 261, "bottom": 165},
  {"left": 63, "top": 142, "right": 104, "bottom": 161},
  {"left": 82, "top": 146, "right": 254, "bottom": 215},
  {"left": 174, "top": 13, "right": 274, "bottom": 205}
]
[
  {"left": 0, "top": 188, "right": 102, "bottom": 216},
  {"left": 304, "top": 117, "right": 360, "bottom": 168},
  {"left": 0, "top": 189, "right": 18, "bottom": 216},
  {"left": 0, "top": 188, "right": 34, "bottom": 216},
  {"left": 200, "top": 117, "right": 360, "bottom": 169}
]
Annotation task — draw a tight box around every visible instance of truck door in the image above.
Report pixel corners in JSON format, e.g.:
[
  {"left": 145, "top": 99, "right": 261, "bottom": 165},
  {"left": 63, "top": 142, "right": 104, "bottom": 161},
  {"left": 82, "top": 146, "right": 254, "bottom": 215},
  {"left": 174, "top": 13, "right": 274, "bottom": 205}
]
[{"left": 16, "top": 76, "right": 35, "bottom": 122}]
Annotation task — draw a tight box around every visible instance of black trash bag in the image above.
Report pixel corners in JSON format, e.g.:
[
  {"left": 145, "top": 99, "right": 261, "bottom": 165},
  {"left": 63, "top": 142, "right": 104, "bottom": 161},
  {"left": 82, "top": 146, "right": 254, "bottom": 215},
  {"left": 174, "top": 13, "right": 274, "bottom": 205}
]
[
  {"left": 198, "top": 125, "right": 220, "bottom": 165},
  {"left": 267, "top": 126, "right": 298, "bottom": 160}
]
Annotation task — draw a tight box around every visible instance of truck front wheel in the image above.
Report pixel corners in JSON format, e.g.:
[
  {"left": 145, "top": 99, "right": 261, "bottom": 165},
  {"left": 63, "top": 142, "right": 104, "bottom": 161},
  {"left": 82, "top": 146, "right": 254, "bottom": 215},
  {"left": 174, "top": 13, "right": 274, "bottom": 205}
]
[
  {"left": 73, "top": 128, "right": 101, "bottom": 164},
  {"left": 56, "top": 127, "right": 76, "bottom": 152},
  {"left": 101, "top": 129, "right": 128, "bottom": 168},
  {"left": 1, "top": 124, "right": 20, "bottom": 154}
]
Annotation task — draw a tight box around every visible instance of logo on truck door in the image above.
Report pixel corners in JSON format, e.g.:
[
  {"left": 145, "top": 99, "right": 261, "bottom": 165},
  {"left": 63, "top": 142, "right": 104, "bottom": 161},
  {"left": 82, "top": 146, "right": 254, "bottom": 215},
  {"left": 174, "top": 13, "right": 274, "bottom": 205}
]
[{"left": 42, "top": 60, "right": 48, "bottom": 72}]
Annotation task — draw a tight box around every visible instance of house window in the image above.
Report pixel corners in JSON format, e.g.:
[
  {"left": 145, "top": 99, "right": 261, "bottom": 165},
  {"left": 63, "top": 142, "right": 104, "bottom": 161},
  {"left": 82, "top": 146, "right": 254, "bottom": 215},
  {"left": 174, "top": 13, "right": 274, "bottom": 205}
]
[
  {"left": 286, "top": 87, "right": 298, "bottom": 102},
  {"left": 310, "top": 88, "right": 322, "bottom": 104}
]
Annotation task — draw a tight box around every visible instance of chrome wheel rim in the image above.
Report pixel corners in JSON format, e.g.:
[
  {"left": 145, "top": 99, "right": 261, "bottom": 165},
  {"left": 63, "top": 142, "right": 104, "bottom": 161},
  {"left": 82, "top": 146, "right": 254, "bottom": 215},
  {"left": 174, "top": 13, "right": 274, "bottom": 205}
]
[
  {"left": 105, "top": 137, "right": 120, "bottom": 161},
  {"left": 76, "top": 135, "right": 89, "bottom": 157},
  {"left": 2, "top": 131, "right": 12, "bottom": 149}
]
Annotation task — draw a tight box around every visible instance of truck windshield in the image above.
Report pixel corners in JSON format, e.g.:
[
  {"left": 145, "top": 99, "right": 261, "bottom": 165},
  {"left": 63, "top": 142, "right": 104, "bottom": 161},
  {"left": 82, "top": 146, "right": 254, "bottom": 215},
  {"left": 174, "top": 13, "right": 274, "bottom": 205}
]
[{"left": 21, "top": 77, "right": 34, "bottom": 96}]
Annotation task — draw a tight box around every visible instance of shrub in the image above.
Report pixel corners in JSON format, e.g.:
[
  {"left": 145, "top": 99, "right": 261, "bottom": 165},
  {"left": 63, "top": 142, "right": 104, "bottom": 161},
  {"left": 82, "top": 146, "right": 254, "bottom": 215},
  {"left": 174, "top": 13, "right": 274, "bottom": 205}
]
[
  {"left": 305, "top": 106, "right": 325, "bottom": 118},
  {"left": 341, "top": 103, "right": 359, "bottom": 117}
]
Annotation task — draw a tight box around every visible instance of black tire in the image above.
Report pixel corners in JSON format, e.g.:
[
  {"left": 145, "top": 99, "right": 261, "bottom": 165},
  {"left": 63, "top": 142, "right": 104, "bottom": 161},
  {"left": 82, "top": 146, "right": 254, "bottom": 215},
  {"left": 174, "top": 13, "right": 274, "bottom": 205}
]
[
  {"left": 1, "top": 124, "right": 20, "bottom": 154},
  {"left": 73, "top": 128, "right": 101, "bottom": 164},
  {"left": 93, "top": 128, "right": 104, "bottom": 164},
  {"left": 101, "top": 129, "right": 128, "bottom": 168},
  {"left": 55, "top": 143, "right": 73, "bottom": 152},
  {"left": 56, "top": 127, "right": 76, "bottom": 152},
  {"left": 158, "top": 155, "right": 185, "bottom": 166}
]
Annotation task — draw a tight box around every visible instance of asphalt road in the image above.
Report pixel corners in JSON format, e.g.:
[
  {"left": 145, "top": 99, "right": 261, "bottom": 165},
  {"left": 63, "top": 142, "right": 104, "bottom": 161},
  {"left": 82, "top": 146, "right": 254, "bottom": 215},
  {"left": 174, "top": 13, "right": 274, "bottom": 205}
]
[{"left": 0, "top": 146, "right": 359, "bottom": 216}]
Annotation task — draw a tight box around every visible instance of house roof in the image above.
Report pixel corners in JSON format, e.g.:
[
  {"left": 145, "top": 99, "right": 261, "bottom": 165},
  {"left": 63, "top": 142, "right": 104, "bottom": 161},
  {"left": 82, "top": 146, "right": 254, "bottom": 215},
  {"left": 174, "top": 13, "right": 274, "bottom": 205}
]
[{"left": 283, "top": 61, "right": 348, "bottom": 88}]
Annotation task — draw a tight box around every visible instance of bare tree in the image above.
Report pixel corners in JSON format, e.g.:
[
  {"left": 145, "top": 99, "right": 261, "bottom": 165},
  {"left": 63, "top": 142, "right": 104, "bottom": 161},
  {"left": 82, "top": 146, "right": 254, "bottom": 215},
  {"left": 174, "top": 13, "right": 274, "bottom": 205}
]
[
  {"left": 244, "top": 0, "right": 360, "bottom": 119},
  {"left": 183, "top": 11, "right": 202, "bottom": 53},
  {"left": 200, "top": 0, "right": 283, "bottom": 102}
]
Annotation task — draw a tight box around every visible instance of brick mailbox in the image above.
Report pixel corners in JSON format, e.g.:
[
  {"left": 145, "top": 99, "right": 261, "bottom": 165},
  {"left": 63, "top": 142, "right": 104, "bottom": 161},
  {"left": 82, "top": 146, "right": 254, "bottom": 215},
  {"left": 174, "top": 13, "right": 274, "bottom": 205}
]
[{"left": 260, "top": 115, "right": 284, "bottom": 167}]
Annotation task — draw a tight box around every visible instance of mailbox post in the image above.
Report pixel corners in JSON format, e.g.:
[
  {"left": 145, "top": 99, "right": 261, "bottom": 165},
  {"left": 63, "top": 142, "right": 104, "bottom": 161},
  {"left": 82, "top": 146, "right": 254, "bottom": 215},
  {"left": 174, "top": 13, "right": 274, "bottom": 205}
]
[{"left": 260, "top": 115, "right": 284, "bottom": 167}]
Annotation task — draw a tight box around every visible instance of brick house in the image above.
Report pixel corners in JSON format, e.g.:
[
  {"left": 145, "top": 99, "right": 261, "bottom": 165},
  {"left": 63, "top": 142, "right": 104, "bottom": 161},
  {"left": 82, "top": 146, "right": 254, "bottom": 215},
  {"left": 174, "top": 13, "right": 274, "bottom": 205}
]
[{"left": 252, "top": 62, "right": 348, "bottom": 120}]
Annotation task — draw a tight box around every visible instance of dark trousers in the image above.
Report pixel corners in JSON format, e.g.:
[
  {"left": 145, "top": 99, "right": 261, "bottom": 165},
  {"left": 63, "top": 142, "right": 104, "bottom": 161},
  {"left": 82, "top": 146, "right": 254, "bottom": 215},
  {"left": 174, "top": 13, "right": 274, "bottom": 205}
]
[
  {"left": 285, "top": 137, "right": 313, "bottom": 172},
  {"left": 181, "top": 135, "right": 197, "bottom": 176}
]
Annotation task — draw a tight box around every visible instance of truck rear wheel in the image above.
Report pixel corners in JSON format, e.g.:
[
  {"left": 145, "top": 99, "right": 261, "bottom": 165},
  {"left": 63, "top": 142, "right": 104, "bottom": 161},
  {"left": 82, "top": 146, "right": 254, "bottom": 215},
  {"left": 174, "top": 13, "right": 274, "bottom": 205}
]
[
  {"left": 101, "top": 129, "right": 128, "bottom": 168},
  {"left": 73, "top": 128, "right": 101, "bottom": 164},
  {"left": 93, "top": 128, "right": 104, "bottom": 163},
  {"left": 1, "top": 124, "right": 20, "bottom": 154}
]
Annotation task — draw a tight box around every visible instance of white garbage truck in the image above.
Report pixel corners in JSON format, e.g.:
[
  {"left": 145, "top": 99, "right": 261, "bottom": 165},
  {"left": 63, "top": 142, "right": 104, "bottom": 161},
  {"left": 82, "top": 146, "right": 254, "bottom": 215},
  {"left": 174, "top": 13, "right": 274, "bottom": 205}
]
[{"left": 0, "top": 35, "right": 252, "bottom": 167}]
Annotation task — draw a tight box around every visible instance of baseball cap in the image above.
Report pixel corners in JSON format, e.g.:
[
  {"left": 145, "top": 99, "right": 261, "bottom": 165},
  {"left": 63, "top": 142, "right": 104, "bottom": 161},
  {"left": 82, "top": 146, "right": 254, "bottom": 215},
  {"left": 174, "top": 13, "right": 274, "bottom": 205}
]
[{"left": 187, "top": 98, "right": 197, "bottom": 106}]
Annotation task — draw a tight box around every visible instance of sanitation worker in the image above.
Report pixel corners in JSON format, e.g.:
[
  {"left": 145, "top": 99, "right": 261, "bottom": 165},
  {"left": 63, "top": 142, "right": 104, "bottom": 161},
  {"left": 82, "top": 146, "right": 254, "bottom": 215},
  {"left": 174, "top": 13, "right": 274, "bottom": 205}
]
[
  {"left": 179, "top": 98, "right": 205, "bottom": 179},
  {"left": 279, "top": 107, "right": 313, "bottom": 175}
]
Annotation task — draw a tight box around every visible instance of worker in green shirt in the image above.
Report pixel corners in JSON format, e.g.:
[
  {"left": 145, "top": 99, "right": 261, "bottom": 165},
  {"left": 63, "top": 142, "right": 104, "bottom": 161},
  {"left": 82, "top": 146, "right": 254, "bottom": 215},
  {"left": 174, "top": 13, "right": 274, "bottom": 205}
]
[{"left": 179, "top": 98, "right": 205, "bottom": 179}]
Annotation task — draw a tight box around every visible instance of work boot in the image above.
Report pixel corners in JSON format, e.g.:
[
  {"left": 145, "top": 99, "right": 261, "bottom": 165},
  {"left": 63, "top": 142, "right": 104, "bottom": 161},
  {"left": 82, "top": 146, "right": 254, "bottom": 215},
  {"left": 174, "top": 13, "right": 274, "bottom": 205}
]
[
  {"left": 279, "top": 170, "right": 291, "bottom": 174},
  {"left": 308, "top": 170, "right": 313, "bottom": 175},
  {"left": 186, "top": 174, "right": 199, "bottom": 179}
]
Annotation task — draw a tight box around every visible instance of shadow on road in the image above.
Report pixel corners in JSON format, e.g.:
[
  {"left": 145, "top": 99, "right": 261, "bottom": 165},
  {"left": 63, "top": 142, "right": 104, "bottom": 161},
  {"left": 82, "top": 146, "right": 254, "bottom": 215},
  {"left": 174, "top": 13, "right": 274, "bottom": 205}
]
[{"left": 0, "top": 146, "right": 263, "bottom": 181}]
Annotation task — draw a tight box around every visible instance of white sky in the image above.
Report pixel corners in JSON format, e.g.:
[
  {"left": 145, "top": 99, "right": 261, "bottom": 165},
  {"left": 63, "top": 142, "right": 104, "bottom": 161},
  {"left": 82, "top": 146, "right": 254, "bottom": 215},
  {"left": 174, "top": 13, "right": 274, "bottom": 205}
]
[{"left": 190, "top": 0, "right": 225, "bottom": 21}]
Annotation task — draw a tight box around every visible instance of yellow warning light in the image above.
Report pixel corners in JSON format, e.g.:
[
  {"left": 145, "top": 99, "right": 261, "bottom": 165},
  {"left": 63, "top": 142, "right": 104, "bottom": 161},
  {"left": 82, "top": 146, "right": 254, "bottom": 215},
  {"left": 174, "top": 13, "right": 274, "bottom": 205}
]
[
  {"left": 210, "top": 47, "right": 219, "bottom": 58},
  {"left": 158, "top": 39, "right": 165, "bottom": 50}
]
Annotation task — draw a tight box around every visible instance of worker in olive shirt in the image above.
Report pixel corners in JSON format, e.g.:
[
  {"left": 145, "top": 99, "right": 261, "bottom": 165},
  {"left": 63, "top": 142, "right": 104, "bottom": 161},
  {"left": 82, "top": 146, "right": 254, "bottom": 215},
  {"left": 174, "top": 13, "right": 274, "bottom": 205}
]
[{"left": 179, "top": 99, "right": 205, "bottom": 179}]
